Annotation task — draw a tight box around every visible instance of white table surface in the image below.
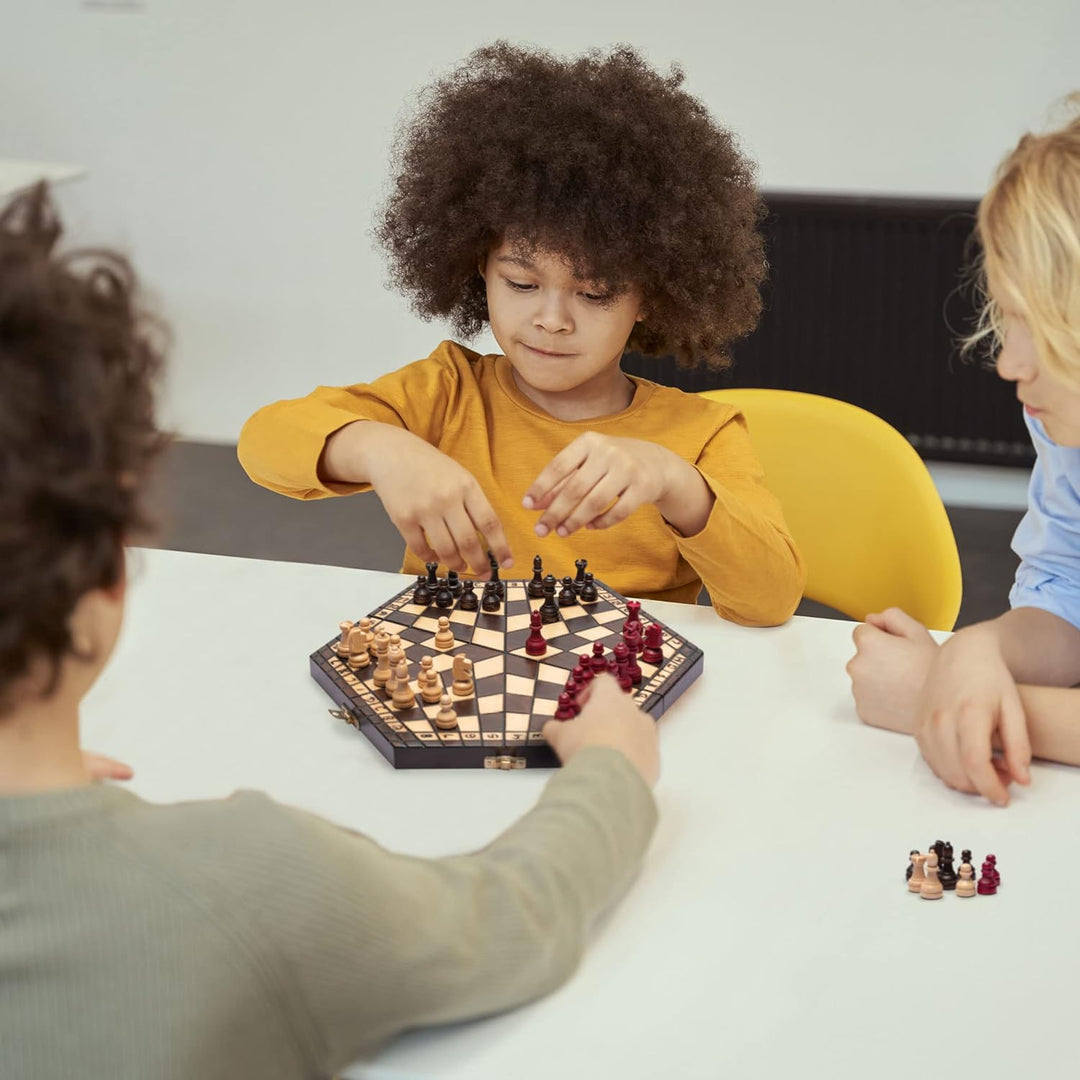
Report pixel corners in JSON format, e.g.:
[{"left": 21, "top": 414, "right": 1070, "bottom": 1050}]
[{"left": 83, "top": 549, "right": 1079, "bottom": 1079}]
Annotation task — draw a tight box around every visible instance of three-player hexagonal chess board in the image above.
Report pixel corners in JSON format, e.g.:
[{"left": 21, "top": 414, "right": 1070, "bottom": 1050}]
[{"left": 310, "top": 576, "right": 703, "bottom": 769}]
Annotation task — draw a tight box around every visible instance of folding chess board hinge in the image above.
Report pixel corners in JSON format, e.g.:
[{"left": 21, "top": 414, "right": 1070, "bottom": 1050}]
[
  {"left": 484, "top": 755, "right": 527, "bottom": 770},
  {"left": 328, "top": 706, "right": 357, "bottom": 728}
]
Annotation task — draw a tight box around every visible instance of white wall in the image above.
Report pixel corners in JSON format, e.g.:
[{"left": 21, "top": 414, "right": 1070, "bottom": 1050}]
[{"left": 1, "top": 0, "right": 1075, "bottom": 442}]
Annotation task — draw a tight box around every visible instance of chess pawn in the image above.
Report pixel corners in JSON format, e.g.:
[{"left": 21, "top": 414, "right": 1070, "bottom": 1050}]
[
  {"left": 434, "top": 616, "right": 456, "bottom": 651},
  {"left": 907, "top": 853, "right": 927, "bottom": 893},
  {"left": 458, "top": 579, "right": 479, "bottom": 611},
  {"left": 578, "top": 571, "right": 598, "bottom": 604},
  {"left": 412, "top": 576, "right": 432, "bottom": 606},
  {"left": 977, "top": 862, "right": 997, "bottom": 895},
  {"left": 435, "top": 693, "right": 458, "bottom": 730},
  {"left": 335, "top": 620, "right": 354, "bottom": 656},
  {"left": 447, "top": 569, "right": 462, "bottom": 598},
  {"left": 577, "top": 654, "right": 595, "bottom": 681},
  {"left": 554, "top": 692, "right": 576, "bottom": 720},
  {"left": 590, "top": 642, "right": 607, "bottom": 673},
  {"left": 346, "top": 624, "right": 372, "bottom": 670},
  {"left": 525, "top": 610, "right": 547, "bottom": 657},
  {"left": 391, "top": 659, "right": 416, "bottom": 710},
  {"left": 986, "top": 854, "right": 1000, "bottom": 887},
  {"left": 419, "top": 656, "right": 443, "bottom": 704},
  {"left": 558, "top": 576, "right": 577, "bottom": 606},
  {"left": 920, "top": 852, "right": 943, "bottom": 900},
  {"left": 425, "top": 561, "right": 439, "bottom": 587},
  {"left": 434, "top": 581, "right": 454, "bottom": 608},
  {"left": 955, "top": 863, "right": 977, "bottom": 897},
  {"left": 451, "top": 655, "right": 474, "bottom": 697},
  {"left": 371, "top": 631, "right": 393, "bottom": 688},
  {"left": 487, "top": 551, "right": 505, "bottom": 598},
  {"left": 481, "top": 581, "right": 502, "bottom": 612}
]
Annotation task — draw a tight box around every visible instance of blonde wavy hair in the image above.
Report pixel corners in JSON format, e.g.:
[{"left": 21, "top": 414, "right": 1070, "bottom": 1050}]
[{"left": 968, "top": 96, "right": 1080, "bottom": 385}]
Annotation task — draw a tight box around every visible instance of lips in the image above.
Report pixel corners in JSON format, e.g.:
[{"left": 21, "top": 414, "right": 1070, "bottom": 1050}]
[{"left": 522, "top": 342, "right": 572, "bottom": 358}]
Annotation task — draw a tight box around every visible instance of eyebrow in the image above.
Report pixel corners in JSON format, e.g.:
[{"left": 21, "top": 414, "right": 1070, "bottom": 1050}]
[{"left": 494, "top": 255, "right": 536, "bottom": 270}]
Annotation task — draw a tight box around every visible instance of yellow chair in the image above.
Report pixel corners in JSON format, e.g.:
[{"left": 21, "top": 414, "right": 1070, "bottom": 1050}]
[{"left": 699, "top": 388, "right": 963, "bottom": 630}]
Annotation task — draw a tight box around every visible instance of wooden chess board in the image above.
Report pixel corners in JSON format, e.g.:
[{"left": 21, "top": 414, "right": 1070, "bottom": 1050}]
[{"left": 310, "top": 577, "right": 704, "bottom": 769}]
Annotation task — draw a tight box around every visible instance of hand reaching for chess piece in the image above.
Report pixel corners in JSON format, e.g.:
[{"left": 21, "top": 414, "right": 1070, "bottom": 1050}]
[{"left": 543, "top": 674, "right": 659, "bottom": 788}]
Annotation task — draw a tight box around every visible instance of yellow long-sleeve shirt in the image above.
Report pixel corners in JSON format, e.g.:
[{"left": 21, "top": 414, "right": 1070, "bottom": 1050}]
[{"left": 238, "top": 341, "right": 805, "bottom": 625}]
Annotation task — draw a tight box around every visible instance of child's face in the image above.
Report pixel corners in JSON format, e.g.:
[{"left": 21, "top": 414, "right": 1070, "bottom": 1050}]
[
  {"left": 480, "top": 242, "right": 644, "bottom": 403},
  {"left": 993, "top": 284, "right": 1080, "bottom": 447}
]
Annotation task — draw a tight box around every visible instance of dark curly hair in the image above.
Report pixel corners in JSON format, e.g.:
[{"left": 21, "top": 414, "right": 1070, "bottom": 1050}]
[
  {"left": 0, "top": 184, "right": 167, "bottom": 715},
  {"left": 377, "top": 42, "right": 766, "bottom": 368}
]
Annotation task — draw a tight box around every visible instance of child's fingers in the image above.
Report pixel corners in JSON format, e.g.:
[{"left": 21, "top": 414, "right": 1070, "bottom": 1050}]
[
  {"left": 551, "top": 475, "right": 627, "bottom": 536},
  {"left": 534, "top": 463, "right": 606, "bottom": 538},
  {"left": 523, "top": 439, "right": 590, "bottom": 510},
  {"left": 586, "top": 487, "right": 646, "bottom": 531},
  {"left": 82, "top": 751, "right": 134, "bottom": 781},
  {"left": 998, "top": 688, "right": 1032, "bottom": 785},
  {"left": 463, "top": 489, "right": 514, "bottom": 570},
  {"left": 871, "top": 607, "right": 926, "bottom": 639},
  {"left": 395, "top": 520, "right": 439, "bottom": 566},
  {"left": 422, "top": 519, "right": 468, "bottom": 573},
  {"left": 443, "top": 505, "right": 492, "bottom": 576},
  {"left": 958, "top": 720, "right": 1010, "bottom": 806}
]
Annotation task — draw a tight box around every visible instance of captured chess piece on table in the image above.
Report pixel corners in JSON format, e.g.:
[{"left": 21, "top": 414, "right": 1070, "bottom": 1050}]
[
  {"left": 920, "top": 852, "right": 943, "bottom": 900},
  {"left": 904, "top": 846, "right": 1000, "bottom": 899}
]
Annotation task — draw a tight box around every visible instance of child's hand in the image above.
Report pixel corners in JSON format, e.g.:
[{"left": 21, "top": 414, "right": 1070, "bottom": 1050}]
[
  {"left": 82, "top": 751, "right": 134, "bottom": 781},
  {"left": 543, "top": 675, "right": 660, "bottom": 787},
  {"left": 365, "top": 427, "right": 513, "bottom": 575},
  {"left": 847, "top": 607, "right": 938, "bottom": 733},
  {"left": 914, "top": 623, "right": 1032, "bottom": 806},
  {"left": 523, "top": 433, "right": 679, "bottom": 537}
]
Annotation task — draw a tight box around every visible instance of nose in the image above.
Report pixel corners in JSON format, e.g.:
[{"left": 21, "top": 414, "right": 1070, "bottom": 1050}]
[
  {"left": 533, "top": 291, "right": 573, "bottom": 335},
  {"left": 995, "top": 333, "right": 1036, "bottom": 384}
]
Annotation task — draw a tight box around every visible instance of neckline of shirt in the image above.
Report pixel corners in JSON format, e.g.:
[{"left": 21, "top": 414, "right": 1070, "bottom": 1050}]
[{"left": 491, "top": 354, "right": 656, "bottom": 424}]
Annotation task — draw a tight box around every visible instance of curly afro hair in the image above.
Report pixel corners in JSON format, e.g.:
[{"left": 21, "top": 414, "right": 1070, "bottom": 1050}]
[
  {"left": 0, "top": 184, "right": 167, "bottom": 714},
  {"left": 377, "top": 42, "right": 766, "bottom": 368}
]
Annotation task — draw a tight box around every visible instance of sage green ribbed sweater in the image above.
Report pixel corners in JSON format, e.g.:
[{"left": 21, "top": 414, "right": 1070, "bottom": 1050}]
[{"left": 1, "top": 747, "right": 656, "bottom": 1079}]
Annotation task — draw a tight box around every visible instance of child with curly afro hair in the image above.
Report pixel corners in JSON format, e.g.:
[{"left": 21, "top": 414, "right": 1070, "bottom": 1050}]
[{"left": 239, "top": 42, "right": 805, "bottom": 625}]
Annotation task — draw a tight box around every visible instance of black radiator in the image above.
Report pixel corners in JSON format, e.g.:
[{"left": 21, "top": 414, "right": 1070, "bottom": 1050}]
[{"left": 623, "top": 192, "right": 1033, "bottom": 467}]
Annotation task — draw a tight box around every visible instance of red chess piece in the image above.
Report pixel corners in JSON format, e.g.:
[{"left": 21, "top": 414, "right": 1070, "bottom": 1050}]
[
  {"left": 614, "top": 656, "right": 634, "bottom": 691},
  {"left": 554, "top": 692, "right": 576, "bottom": 720},
  {"left": 525, "top": 610, "right": 547, "bottom": 656},
  {"left": 576, "top": 657, "right": 595, "bottom": 682},
  {"left": 642, "top": 623, "right": 663, "bottom": 665},
  {"left": 626, "top": 650, "right": 643, "bottom": 686},
  {"left": 624, "top": 628, "right": 643, "bottom": 657},
  {"left": 622, "top": 601, "right": 643, "bottom": 648},
  {"left": 590, "top": 642, "right": 607, "bottom": 673},
  {"left": 977, "top": 862, "right": 997, "bottom": 895},
  {"left": 986, "top": 854, "right": 1000, "bottom": 887},
  {"left": 571, "top": 664, "right": 588, "bottom": 686}
]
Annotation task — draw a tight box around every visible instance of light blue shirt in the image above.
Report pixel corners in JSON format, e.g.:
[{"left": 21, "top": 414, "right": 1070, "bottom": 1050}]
[{"left": 1010, "top": 412, "right": 1080, "bottom": 628}]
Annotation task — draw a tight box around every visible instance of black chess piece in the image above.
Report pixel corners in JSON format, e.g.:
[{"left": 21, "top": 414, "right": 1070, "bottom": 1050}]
[
  {"left": 574, "top": 558, "right": 588, "bottom": 593},
  {"left": 481, "top": 580, "right": 502, "bottom": 612},
  {"left": 457, "top": 579, "right": 479, "bottom": 611},
  {"left": 425, "top": 561, "right": 439, "bottom": 587},
  {"left": 528, "top": 554, "right": 545, "bottom": 598},
  {"left": 905, "top": 849, "right": 920, "bottom": 881},
  {"left": 939, "top": 842, "right": 957, "bottom": 891},
  {"left": 447, "top": 570, "right": 462, "bottom": 598},
  {"left": 487, "top": 550, "right": 505, "bottom": 599},
  {"left": 558, "top": 576, "right": 577, "bottom": 606},
  {"left": 434, "top": 580, "right": 454, "bottom": 608},
  {"left": 412, "top": 575, "right": 432, "bottom": 606},
  {"left": 961, "top": 848, "right": 973, "bottom": 869},
  {"left": 539, "top": 574, "right": 560, "bottom": 624},
  {"left": 579, "top": 571, "right": 599, "bottom": 604}
]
